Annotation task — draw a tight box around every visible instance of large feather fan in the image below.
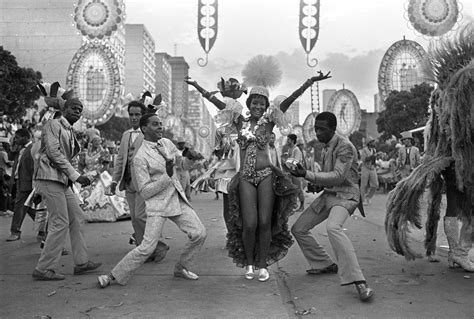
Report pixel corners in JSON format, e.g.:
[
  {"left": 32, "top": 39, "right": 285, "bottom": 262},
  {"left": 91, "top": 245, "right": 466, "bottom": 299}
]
[
  {"left": 241, "top": 55, "right": 282, "bottom": 88},
  {"left": 385, "top": 156, "right": 452, "bottom": 260},
  {"left": 385, "top": 23, "right": 474, "bottom": 261}
]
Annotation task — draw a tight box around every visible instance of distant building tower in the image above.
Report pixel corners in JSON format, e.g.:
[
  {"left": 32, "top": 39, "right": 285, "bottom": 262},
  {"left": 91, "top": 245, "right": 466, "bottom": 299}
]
[
  {"left": 0, "top": 0, "right": 81, "bottom": 84},
  {"left": 168, "top": 56, "right": 189, "bottom": 117},
  {"left": 155, "top": 52, "right": 172, "bottom": 106},
  {"left": 322, "top": 89, "right": 337, "bottom": 112},
  {"left": 187, "top": 89, "right": 216, "bottom": 156},
  {"left": 374, "top": 93, "right": 385, "bottom": 113},
  {"left": 285, "top": 101, "right": 300, "bottom": 126},
  {"left": 124, "top": 24, "right": 156, "bottom": 95}
]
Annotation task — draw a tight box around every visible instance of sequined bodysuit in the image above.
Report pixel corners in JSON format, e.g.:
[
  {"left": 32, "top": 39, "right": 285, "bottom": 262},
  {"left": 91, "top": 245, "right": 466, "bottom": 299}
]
[{"left": 237, "top": 124, "right": 272, "bottom": 186}]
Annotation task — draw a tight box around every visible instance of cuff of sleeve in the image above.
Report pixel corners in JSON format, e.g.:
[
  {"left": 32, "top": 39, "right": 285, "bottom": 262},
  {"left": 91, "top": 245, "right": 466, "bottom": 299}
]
[
  {"left": 305, "top": 170, "right": 315, "bottom": 181},
  {"left": 70, "top": 171, "right": 81, "bottom": 182}
]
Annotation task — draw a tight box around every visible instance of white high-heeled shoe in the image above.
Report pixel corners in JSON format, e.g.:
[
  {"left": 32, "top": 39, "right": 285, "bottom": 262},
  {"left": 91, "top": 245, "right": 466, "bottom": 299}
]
[
  {"left": 245, "top": 265, "right": 255, "bottom": 280},
  {"left": 258, "top": 268, "right": 269, "bottom": 282}
]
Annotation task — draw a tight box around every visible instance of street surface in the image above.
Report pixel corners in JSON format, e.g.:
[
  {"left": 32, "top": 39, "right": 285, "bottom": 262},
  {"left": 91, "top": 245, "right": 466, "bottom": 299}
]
[{"left": 1, "top": 191, "right": 473, "bottom": 318}]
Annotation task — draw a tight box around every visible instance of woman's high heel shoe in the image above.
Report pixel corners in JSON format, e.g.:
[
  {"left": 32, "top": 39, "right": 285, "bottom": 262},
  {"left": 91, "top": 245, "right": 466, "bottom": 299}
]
[
  {"left": 245, "top": 265, "right": 255, "bottom": 280},
  {"left": 258, "top": 268, "right": 269, "bottom": 282}
]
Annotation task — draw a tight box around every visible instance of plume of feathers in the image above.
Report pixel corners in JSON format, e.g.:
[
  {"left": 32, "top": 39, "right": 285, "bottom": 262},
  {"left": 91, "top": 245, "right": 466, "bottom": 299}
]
[
  {"left": 241, "top": 55, "right": 282, "bottom": 88},
  {"left": 385, "top": 155, "right": 452, "bottom": 260},
  {"left": 386, "top": 23, "right": 474, "bottom": 260},
  {"left": 139, "top": 91, "right": 163, "bottom": 114}
]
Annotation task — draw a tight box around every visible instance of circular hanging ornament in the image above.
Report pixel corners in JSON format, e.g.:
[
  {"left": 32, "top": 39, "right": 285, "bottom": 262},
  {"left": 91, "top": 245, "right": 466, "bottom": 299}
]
[
  {"left": 327, "top": 89, "right": 361, "bottom": 137},
  {"left": 378, "top": 38, "right": 426, "bottom": 102},
  {"left": 407, "top": 0, "right": 459, "bottom": 37},
  {"left": 198, "top": 126, "right": 210, "bottom": 138},
  {"left": 74, "top": 0, "right": 125, "bottom": 39},
  {"left": 66, "top": 42, "right": 122, "bottom": 126}
]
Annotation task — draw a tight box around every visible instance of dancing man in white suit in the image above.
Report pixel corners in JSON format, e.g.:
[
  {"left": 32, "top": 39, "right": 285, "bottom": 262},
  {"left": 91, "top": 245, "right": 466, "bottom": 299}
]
[{"left": 97, "top": 113, "right": 207, "bottom": 287}]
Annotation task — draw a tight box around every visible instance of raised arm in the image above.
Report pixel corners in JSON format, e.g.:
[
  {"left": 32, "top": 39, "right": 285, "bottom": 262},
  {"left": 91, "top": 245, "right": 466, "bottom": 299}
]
[
  {"left": 185, "top": 78, "right": 226, "bottom": 110},
  {"left": 279, "top": 71, "right": 331, "bottom": 113}
]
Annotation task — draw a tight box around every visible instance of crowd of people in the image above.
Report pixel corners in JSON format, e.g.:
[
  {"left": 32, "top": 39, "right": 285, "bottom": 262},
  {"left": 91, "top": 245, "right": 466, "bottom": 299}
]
[{"left": 1, "top": 25, "right": 472, "bottom": 307}]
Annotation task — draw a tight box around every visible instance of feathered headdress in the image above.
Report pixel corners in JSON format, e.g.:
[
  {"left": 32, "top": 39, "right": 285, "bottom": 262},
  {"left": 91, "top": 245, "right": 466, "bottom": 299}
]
[
  {"left": 139, "top": 91, "right": 164, "bottom": 114},
  {"left": 36, "top": 81, "right": 74, "bottom": 122},
  {"left": 217, "top": 77, "right": 247, "bottom": 94}
]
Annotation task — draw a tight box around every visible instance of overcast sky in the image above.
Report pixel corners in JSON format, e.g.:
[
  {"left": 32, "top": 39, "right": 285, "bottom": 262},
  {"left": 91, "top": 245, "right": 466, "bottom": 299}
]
[{"left": 125, "top": 0, "right": 473, "bottom": 121}]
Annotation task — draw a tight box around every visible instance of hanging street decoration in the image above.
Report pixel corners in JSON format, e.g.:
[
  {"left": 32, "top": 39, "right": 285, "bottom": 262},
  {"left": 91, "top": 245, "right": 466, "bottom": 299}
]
[
  {"left": 327, "top": 88, "right": 361, "bottom": 137},
  {"left": 74, "top": 0, "right": 125, "bottom": 39},
  {"left": 197, "top": 0, "right": 218, "bottom": 67},
  {"left": 406, "top": 0, "right": 460, "bottom": 37},
  {"left": 198, "top": 126, "right": 210, "bottom": 138},
  {"left": 66, "top": 42, "right": 122, "bottom": 126},
  {"left": 299, "top": 0, "right": 320, "bottom": 67},
  {"left": 378, "top": 38, "right": 426, "bottom": 102}
]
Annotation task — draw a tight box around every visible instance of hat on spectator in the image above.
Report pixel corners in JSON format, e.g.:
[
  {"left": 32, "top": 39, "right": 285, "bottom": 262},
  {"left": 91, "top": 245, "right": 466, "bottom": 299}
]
[{"left": 400, "top": 131, "right": 414, "bottom": 142}]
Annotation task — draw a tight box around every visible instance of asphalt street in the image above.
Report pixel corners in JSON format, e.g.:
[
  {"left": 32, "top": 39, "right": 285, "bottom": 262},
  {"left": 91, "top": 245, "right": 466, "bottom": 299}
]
[{"left": 0, "top": 191, "right": 472, "bottom": 319}]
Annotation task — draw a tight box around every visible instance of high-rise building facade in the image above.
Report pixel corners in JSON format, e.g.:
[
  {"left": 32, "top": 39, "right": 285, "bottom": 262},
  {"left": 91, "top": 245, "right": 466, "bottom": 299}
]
[
  {"left": 124, "top": 24, "right": 156, "bottom": 95},
  {"left": 0, "top": 0, "right": 81, "bottom": 83},
  {"left": 155, "top": 52, "right": 172, "bottom": 106},
  {"left": 322, "top": 89, "right": 337, "bottom": 112},
  {"left": 167, "top": 56, "right": 189, "bottom": 117},
  {"left": 374, "top": 93, "right": 385, "bottom": 113},
  {"left": 285, "top": 101, "right": 300, "bottom": 126},
  {"left": 187, "top": 90, "right": 216, "bottom": 156}
]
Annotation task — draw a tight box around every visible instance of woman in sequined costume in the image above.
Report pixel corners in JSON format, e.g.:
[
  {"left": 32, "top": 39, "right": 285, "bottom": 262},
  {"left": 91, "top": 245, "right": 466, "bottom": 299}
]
[{"left": 226, "top": 71, "right": 331, "bottom": 282}]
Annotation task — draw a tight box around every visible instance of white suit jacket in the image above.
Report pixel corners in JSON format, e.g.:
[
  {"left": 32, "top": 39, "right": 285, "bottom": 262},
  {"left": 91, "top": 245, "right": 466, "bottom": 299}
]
[
  {"left": 112, "top": 128, "right": 144, "bottom": 191},
  {"left": 132, "top": 138, "right": 191, "bottom": 217}
]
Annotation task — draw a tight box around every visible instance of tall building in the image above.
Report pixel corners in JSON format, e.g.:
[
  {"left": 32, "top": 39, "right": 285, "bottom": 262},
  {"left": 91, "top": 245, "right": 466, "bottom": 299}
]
[
  {"left": 0, "top": 0, "right": 81, "bottom": 83},
  {"left": 322, "top": 89, "right": 337, "bottom": 112},
  {"left": 374, "top": 93, "right": 385, "bottom": 113},
  {"left": 155, "top": 52, "right": 172, "bottom": 106},
  {"left": 186, "top": 90, "right": 216, "bottom": 156},
  {"left": 124, "top": 24, "right": 156, "bottom": 95},
  {"left": 285, "top": 101, "right": 300, "bottom": 126},
  {"left": 168, "top": 56, "right": 189, "bottom": 117}
]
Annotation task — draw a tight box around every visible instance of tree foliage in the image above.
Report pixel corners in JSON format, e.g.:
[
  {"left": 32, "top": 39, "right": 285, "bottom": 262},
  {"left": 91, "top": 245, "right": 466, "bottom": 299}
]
[
  {"left": 0, "top": 46, "right": 42, "bottom": 117},
  {"left": 376, "top": 82, "right": 433, "bottom": 140},
  {"left": 96, "top": 115, "right": 175, "bottom": 142}
]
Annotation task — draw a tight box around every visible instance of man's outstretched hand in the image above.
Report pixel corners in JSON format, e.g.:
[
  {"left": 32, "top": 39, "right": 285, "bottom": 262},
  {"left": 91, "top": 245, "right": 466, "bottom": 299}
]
[
  {"left": 311, "top": 71, "right": 331, "bottom": 82},
  {"left": 288, "top": 163, "right": 307, "bottom": 178}
]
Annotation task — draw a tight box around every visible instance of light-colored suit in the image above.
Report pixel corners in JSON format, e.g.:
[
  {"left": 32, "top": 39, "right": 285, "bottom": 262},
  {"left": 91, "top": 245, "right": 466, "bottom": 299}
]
[
  {"left": 397, "top": 145, "right": 421, "bottom": 178},
  {"left": 112, "top": 128, "right": 147, "bottom": 244},
  {"left": 291, "top": 133, "right": 366, "bottom": 286},
  {"left": 111, "top": 138, "right": 206, "bottom": 285},
  {"left": 33, "top": 116, "right": 88, "bottom": 272}
]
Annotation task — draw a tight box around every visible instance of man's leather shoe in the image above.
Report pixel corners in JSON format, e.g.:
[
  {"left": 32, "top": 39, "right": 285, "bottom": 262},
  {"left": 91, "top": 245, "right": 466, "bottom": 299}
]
[
  {"left": 306, "top": 263, "right": 338, "bottom": 275},
  {"left": 32, "top": 269, "right": 65, "bottom": 281},
  {"left": 355, "top": 282, "right": 374, "bottom": 301},
  {"left": 6, "top": 234, "right": 20, "bottom": 242},
  {"left": 174, "top": 264, "right": 199, "bottom": 280},
  {"left": 73, "top": 261, "right": 102, "bottom": 275}
]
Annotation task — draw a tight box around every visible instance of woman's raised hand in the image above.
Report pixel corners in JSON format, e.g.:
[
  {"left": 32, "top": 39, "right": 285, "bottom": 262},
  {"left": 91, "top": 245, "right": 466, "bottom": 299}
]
[
  {"left": 311, "top": 71, "right": 331, "bottom": 82},
  {"left": 184, "top": 76, "right": 197, "bottom": 87}
]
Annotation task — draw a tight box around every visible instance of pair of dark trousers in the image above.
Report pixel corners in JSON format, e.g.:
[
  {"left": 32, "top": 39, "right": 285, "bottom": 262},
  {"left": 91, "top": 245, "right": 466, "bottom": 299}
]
[{"left": 10, "top": 190, "right": 36, "bottom": 235}]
